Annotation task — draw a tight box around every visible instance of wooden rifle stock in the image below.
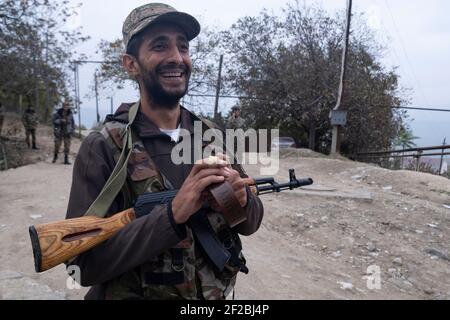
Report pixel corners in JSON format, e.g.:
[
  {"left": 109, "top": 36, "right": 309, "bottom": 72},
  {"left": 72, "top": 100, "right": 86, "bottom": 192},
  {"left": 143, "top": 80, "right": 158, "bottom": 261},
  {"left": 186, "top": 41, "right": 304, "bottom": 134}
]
[{"left": 29, "top": 209, "right": 136, "bottom": 273}]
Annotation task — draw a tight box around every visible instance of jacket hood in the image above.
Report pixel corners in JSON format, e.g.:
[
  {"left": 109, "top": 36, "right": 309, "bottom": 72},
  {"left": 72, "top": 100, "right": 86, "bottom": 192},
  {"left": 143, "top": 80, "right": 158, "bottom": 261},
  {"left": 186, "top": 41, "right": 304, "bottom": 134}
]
[{"left": 107, "top": 102, "right": 135, "bottom": 124}]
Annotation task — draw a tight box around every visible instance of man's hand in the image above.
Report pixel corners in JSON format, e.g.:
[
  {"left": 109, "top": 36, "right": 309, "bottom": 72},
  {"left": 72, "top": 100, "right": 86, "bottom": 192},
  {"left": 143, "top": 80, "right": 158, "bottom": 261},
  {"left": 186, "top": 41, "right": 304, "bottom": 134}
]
[
  {"left": 171, "top": 157, "right": 230, "bottom": 224},
  {"left": 216, "top": 153, "right": 248, "bottom": 209},
  {"left": 224, "top": 166, "right": 248, "bottom": 208}
]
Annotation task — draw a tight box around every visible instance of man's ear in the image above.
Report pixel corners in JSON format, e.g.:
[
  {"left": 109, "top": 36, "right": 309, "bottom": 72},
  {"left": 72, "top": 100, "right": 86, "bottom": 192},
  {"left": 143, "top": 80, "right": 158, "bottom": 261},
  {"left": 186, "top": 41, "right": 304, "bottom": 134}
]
[{"left": 122, "top": 54, "right": 140, "bottom": 78}]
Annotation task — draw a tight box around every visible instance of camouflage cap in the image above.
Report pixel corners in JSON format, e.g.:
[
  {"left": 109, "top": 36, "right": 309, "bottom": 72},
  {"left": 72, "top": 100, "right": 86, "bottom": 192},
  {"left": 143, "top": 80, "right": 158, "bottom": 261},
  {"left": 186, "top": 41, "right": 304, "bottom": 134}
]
[{"left": 122, "top": 3, "right": 201, "bottom": 49}]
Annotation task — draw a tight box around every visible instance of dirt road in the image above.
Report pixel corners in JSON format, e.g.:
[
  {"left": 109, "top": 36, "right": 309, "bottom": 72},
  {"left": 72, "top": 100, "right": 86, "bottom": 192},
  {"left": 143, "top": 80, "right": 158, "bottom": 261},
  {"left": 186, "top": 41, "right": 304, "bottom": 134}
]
[
  {"left": 0, "top": 159, "right": 86, "bottom": 299},
  {"left": 1, "top": 146, "right": 449, "bottom": 300}
]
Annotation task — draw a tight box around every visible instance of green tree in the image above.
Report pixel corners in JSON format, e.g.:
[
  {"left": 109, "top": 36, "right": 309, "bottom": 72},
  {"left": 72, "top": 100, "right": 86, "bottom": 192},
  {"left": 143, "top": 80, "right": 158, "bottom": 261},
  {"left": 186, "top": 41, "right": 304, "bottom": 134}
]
[
  {"left": 0, "top": 0, "right": 89, "bottom": 122},
  {"left": 393, "top": 126, "right": 419, "bottom": 169},
  {"left": 220, "top": 1, "right": 408, "bottom": 155},
  {"left": 394, "top": 127, "right": 419, "bottom": 150}
]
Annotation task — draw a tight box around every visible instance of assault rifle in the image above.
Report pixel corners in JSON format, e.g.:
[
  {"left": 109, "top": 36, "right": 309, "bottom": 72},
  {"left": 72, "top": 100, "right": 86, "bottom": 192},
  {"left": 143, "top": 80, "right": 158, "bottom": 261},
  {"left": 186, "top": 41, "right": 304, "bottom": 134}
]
[{"left": 29, "top": 169, "right": 313, "bottom": 273}]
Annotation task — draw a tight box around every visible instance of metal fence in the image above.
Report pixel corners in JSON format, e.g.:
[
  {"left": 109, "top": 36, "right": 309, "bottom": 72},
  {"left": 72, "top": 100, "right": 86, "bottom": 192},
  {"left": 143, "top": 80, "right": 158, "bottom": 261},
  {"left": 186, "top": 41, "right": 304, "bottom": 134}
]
[{"left": 354, "top": 144, "right": 450, "bottom": 175}]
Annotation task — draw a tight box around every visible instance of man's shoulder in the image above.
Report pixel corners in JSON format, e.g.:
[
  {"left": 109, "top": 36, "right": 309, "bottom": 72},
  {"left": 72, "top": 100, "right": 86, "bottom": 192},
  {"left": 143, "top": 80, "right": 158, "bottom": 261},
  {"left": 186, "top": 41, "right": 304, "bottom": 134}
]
[
  {"left": 82, "top": 130, "right": 107, "bottom": 145},
  {"left": 80, "top": 129, "right": 116, "bottom": 155},
  {"left": 192, "top": 113, "right": 224, "bottom": 131},
  {"left": 199, "top": 117, "right": 223, "bottom": 130},
  {"left": 109, "top": 102, "right": 136, "bottom": 122},
  {"left": 88, "top": 114, "right": 137, "bottom": 155},
  {"left": 179, "top": 106, "right": 225, "bottom": 133},
  {"left": 74, "top": 130, "right": 120, "bottom": 169}
]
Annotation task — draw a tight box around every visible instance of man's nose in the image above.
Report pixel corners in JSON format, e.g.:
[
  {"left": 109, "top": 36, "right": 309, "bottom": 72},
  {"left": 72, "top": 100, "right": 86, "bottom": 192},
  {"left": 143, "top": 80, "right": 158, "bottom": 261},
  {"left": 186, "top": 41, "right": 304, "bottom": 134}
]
[{"left": 166, "top": 45, "right": 184, "bottom": 64}]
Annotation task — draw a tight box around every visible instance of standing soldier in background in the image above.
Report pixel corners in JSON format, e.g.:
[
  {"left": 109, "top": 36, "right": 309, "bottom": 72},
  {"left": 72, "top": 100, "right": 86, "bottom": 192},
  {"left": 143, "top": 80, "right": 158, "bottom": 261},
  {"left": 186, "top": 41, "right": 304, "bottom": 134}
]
[
  {"left": 227, "top": 106, "right": 246, "bottom": 163},
  {"left": 227, "top": 106, "right": 245, "bottom": 130},
  {"left": 22, "top": 104, "right": 39, "bottom": 149},
  {"left": 0, "top": 102, "right": 4, "bottom": 136},
  {"left": 52, "top": 102, "right": 75, "bottom": 165}
]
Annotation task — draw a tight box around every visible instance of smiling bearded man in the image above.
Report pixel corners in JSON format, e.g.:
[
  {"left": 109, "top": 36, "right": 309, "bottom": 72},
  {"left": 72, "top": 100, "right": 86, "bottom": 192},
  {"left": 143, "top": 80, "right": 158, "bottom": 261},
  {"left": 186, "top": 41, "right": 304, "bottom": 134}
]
[
  {"left": 133, "top": 22, "right": 192, "bottom": 108},
  {"left": 65, "top": 3, "right": 264, "bottom": 300}
]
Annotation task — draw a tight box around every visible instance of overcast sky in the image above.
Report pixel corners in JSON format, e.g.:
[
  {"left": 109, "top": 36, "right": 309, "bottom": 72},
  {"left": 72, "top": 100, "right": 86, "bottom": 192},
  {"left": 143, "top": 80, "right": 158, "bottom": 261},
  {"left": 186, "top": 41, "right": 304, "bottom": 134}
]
[{"left": 68, "top": 0, "right": 450, "bottom": 147}]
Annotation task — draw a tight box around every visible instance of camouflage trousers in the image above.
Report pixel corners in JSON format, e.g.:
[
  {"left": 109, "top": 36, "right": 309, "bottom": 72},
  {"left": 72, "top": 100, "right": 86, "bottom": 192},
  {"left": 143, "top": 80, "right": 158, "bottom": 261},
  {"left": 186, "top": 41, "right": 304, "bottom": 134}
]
[
  {"left": 54, "top": 135, "right": 71, "bottom": 155},
  {"left": 25, "top": 129, "right": 36, "bottom": 147}
]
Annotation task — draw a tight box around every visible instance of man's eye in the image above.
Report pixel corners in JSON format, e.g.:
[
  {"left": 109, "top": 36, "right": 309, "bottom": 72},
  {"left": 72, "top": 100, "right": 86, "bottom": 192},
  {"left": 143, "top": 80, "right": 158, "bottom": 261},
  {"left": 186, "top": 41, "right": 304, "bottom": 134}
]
[{"left": 153, "top": 43, "right": 166, "bottom": 50}]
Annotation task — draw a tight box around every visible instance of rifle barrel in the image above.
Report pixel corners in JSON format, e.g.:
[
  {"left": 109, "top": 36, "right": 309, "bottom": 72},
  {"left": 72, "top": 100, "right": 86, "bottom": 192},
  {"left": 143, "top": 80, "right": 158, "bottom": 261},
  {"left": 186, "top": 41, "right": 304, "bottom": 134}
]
[
  {"left": 257, "top": 178, "right": 313, "bottom": 194},
  {"left": 253, "top": 177, "right": 275, "bottom": 185}
]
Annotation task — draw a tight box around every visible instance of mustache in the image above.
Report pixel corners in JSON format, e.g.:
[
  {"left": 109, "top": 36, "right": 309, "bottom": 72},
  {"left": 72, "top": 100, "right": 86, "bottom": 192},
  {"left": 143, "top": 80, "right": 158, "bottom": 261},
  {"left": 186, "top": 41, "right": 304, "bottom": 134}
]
[{"left": 156, "top": 63, "right": 189, "bottom": 73}]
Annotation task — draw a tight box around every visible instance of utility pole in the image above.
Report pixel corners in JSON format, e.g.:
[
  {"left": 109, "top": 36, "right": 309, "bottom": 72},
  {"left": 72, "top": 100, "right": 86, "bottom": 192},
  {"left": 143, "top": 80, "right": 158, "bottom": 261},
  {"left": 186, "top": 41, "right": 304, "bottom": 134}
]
[
  {"left": 330, "top": 0, "right": 352, "bottom": 154},
  {"left": 74, "top": 62, "right": 81, "bottom": 138},
  {"left": 439, "top": 138, "right": 446, "bottom": 175},
  {"left": 44, "top": 32, "right": 50, "bottom": 121},
  {"left": 72, "top": 60, "right": 110, "bottom": 135},
  {"left": 34, "top": 43, "right": 40, "bottom": 116},
  {"left": 94, "top": 72, "right": 100, "bottom": 123},
  {"left": 19, "top": 95, "right": 23, "bottom": 115},
  {"left": 110, "top": 96, "right": 114, "bottom": 115},
  {"left": 213, "top": 55, "right": 224, "bottom": 121}
]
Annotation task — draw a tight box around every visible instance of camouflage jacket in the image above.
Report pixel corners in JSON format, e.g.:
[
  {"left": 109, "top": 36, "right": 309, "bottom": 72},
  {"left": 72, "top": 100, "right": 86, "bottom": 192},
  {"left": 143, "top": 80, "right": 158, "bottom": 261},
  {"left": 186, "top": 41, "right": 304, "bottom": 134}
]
[
  {"left": 52, "top": 108, "right": 75, "bottom": 137},
  {"left": 66, "top": 103, "right": 264, "bottom": 300},
  {"left": 227, "top": 115, "right": 245, "bottom": 130},
  {"left": 22, "top": 110, "right": 38, "bottom": 130}
]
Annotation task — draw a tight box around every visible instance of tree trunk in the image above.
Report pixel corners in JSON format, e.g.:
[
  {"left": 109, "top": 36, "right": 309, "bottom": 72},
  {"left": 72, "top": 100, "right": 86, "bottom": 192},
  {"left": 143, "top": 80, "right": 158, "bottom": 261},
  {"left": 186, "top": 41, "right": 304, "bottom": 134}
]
[{"left": 308, "top": 120, "right": 316, "bottom": 150}]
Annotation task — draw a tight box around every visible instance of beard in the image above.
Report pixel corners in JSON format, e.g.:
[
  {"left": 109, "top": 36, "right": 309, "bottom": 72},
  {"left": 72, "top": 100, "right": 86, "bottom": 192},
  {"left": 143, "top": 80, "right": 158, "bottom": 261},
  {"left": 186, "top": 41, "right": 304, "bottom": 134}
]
[{"left": 139, "top": 61, "right": 190, "bottom": 109}]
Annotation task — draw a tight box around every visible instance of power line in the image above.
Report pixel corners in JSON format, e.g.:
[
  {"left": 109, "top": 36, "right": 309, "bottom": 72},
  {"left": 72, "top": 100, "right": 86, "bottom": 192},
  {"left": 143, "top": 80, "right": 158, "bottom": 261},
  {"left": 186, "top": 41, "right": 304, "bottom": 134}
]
[
  {"left": 384, "top": 0, "right": 431, "bottom": 108},
  {"left": 73, "top": 60, "right": 113, "bottom": 64},
  {"left": 379, "top": 15, "right": 416, "bottom": 98},
  {"left": 188, "top": 94, "right": 450, "bottom": 112},
  {"left": 392, "top": 106, "right": 450, "bottom": 112},
  {"left": 187, "top": 93, "right": 271, "bottom": 101}
]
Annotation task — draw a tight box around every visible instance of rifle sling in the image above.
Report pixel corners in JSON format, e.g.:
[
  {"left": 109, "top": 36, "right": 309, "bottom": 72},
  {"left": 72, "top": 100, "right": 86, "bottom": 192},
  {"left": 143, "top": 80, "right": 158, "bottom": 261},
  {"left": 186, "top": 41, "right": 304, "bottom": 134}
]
[
  {"left": 84, "top": 102, "right": 139, "bottom": 217},
  {"left": 188, "top": 210, "right": 231, "bottom": 272}
]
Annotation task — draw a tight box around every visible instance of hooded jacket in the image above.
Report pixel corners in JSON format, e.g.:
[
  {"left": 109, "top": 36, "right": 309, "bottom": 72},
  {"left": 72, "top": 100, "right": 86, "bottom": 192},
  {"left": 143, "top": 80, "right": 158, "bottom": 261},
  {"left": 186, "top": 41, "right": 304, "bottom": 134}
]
[{"left": 66, "top": 103, "right": 264, "bottom": 299}]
